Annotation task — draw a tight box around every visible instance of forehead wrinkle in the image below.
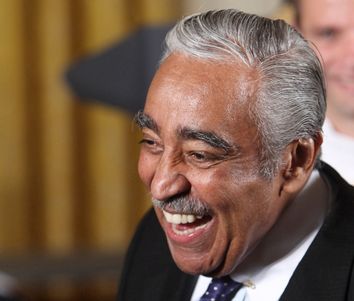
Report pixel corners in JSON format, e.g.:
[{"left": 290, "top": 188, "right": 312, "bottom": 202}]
[
  {"left": 178, "top": 126, "right": 237, "bottom": 153},
  {"left": 134, "top": 111, "right": 159, "bottom": 134}
]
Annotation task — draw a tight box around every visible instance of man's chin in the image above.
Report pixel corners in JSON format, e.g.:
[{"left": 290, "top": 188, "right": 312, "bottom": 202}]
[
  {"left": 173, "top": 255, "right": 216, "bottom": 276},
  {"left": 168, "top": 242, "right": 228, "bottom": 276},
  {"left": 174, "top": 258, "right": 230, "bottom": 278}
]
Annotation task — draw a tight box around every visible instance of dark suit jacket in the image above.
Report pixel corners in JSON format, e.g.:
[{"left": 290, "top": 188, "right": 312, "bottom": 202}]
[{"left": 117, "top": 162, "right": 354, "bottom": 300}]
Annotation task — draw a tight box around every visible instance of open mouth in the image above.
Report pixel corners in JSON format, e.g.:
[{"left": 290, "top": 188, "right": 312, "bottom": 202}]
[{"left": 162, "top": 209, "right": 212, "bottom": 236}]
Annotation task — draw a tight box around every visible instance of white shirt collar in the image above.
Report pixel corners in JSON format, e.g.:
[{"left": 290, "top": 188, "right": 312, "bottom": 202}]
[
  {"left": 322, "top": 119, "right": 354, "bottom": 185},
  {"left": 191, "top": 169, "right": 330, "bottom": 301}
]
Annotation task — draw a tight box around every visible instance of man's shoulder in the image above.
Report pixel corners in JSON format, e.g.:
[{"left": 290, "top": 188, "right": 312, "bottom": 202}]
[
  {"left": 280, "top": 162, "right": 354, "bottom": 301},
  {"left": 117, "top": 209, "right": 196, "bottom": 301},
  {"left": 120, "top": 208, "right": 170, "bottom": 275},
  {"left": 318, "top": 161, "right": 354, "bottom": 202}
]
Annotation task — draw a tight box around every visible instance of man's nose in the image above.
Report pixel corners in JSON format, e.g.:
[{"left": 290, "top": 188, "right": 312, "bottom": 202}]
[{"left": 150, "top": 155, "right": 191, "bottom": 201}]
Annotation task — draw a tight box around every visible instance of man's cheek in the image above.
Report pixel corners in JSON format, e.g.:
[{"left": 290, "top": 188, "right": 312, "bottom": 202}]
[{"left": 138, "top": 153, "right": 156, "bottom": 185}]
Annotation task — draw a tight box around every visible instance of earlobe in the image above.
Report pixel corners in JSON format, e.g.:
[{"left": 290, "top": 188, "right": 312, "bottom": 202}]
[{"left": 281, "top": 134, "right": 322, "bottom": 194}]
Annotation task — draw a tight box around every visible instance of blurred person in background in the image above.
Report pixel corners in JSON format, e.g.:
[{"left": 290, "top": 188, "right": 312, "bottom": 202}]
[{"left": 288, "top": 0, "right": 354, "bottom": 185}]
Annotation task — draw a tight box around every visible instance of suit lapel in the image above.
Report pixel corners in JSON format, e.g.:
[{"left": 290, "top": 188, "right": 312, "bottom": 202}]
[
  {"left": 159, "top": 269, "right": 197, "bottom": 301},
  {"left": 280, "top": 163, "right": 354, "bottom": 301}
]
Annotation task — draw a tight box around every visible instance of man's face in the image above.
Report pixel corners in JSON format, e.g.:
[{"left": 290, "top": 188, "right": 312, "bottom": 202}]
[
  {"left": 137, "top": 53, "right": 289, "bottom": 277},
  {"left": 298, "top": 0, "right": 354, "bottom": 118}
]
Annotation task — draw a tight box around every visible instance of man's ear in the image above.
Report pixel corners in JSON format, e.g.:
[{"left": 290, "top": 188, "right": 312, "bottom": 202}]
[{"left": 281, "top": 133, "right": 323, "bottom": 195}]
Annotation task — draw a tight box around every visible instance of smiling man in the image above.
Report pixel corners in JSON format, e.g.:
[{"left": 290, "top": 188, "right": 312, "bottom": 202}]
[
  {"left": 288, "top": 0, "right": 354, "bottom": 184},
  {"left": 117, "top": 9, "right": 354, "bottom": 301}
]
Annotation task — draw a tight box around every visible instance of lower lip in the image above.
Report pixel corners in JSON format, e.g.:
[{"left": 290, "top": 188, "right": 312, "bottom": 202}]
[{"left": 163, "top": 217, "right": 214, "bottom": 245}]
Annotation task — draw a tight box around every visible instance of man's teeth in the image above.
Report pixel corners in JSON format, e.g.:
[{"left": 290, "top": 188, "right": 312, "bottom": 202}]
[{"left": 163, "top": 210, "right": 202, "bottom": 224}]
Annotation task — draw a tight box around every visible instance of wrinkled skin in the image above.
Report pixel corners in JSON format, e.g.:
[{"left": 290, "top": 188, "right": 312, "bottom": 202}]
[{"left": 137, "top": 53, "right": 318, "bottom": 277}]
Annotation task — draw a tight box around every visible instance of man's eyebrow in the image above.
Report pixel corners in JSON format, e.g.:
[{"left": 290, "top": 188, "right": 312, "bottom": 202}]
[
  {"left": 179, "top": 127, "right": 233, "bottom": 152},
  {"left": 134, "top": 111, "right": 159, "bottom": 133}
]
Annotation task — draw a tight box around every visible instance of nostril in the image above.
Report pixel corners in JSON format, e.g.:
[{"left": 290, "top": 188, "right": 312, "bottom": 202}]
[{"left": 151, "top": 173, "right": 191, "bottom": 201}]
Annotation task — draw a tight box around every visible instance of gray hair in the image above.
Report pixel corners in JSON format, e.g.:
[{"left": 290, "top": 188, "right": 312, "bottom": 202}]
[{"left": 161, "top": 9, "right": 326, "bottom": 178}]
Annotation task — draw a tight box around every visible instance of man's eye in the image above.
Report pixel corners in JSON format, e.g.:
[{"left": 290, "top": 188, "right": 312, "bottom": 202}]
[
  {"left": 139, "top": 138, "right": 156, "bottom": 146},
  {"left": 188, "top": 151, "right": 220, "bottom": 163},
  {"left": 191, "top": 152, "right": 207, "bottom": 161},
  {"left": 139, "top": 139, "right": 163, "bottom": 154},
  {"left": 317, "top": 28, "right": 338, "bottom": 40}
]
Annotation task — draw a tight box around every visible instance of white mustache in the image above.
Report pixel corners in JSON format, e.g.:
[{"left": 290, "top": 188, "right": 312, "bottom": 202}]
[{"left": 152, "top": 196, "right": 210, "bottom": 216}]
